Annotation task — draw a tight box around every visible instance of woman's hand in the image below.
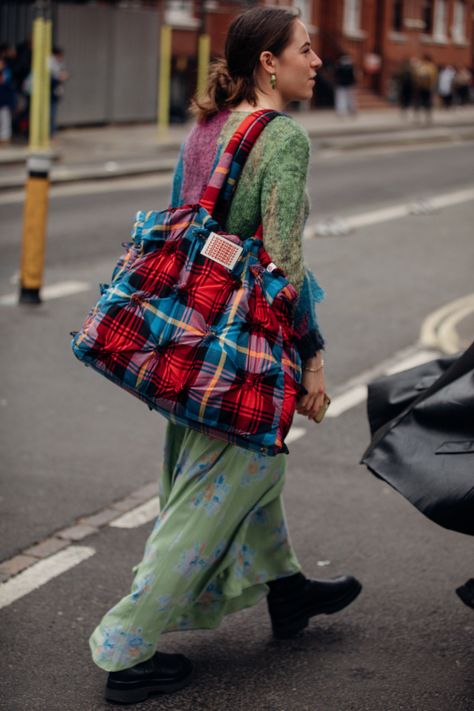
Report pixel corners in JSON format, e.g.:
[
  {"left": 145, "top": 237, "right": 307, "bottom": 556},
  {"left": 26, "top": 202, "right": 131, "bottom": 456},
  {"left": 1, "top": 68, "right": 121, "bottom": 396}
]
[{"left": 296, "top": 354, "right": 326, "bottom": 420}]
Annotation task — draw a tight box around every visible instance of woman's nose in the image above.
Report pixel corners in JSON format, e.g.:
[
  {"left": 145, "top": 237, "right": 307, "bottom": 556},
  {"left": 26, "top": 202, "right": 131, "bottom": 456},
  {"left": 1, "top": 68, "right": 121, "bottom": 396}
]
[{"left": 312, "top": 52, "right": 323, "bottom": 70}]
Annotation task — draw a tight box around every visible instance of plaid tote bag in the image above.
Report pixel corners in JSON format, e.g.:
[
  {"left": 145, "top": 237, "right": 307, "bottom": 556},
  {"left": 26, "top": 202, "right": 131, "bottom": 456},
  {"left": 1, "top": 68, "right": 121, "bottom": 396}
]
[{"left": 71, "top": 110, "right": 304, "bottom": 456}]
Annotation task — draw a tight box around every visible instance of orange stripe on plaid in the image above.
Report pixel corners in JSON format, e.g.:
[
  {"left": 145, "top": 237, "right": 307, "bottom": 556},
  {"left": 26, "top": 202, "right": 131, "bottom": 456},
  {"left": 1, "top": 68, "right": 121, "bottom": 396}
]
[{"left": 198, "top": 349, "right": 228, "bottom": 419}]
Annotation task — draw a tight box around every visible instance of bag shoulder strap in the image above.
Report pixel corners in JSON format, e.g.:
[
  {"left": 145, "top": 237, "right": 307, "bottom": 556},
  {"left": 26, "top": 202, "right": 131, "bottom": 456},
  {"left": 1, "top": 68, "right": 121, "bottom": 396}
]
[{"left": 199, "top": 109, "right": 282, "bottom": 226}]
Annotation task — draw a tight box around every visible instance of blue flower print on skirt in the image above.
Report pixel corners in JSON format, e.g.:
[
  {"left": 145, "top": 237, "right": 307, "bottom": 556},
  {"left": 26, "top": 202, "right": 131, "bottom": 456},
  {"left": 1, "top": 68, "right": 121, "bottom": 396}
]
[
  {"left": 197, "top": 580, "right": 224, "bottom": 611},
  {"left": 250, "top": 506, "right": 268, "bottom": 526},
  {"left": 157, "top": 594, "right": 173, "bottom": 613},
  {"left": 174, "top": 543, "right": 209, "bottom": 578},
  {"left": 272, "top": 520, "right": 290, "bottom": 550},
  {"left": 240, "top": 453, "right": 268, "bottom": 487},
  {"left": 232, "top": 543, "right": 256, "bottom": 579},
  {"left": 93, "top": 626, "right": 154, "bottom": 667},
  {"left": 130, "top": 574, "right": 155, "bottom": 605},
  {"left": 191, "top": 474, "right": 231, "bottom": 516}
]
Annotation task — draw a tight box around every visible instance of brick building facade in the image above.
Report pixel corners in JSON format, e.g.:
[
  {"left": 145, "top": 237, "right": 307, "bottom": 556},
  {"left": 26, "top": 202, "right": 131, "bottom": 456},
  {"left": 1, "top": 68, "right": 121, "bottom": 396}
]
[
  {"left": 167, "top": 0, "right": 473, "bottom": 105},
  {"left": 317, "top": 0, "right": 473, "bottom": 99}
]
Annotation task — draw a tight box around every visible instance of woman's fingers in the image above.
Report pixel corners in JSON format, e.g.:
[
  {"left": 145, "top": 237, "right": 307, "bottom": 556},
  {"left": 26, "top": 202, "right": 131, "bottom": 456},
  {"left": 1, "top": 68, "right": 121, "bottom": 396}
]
[{"left": 297, "top": 390, "right": 325, "bottom": 419}]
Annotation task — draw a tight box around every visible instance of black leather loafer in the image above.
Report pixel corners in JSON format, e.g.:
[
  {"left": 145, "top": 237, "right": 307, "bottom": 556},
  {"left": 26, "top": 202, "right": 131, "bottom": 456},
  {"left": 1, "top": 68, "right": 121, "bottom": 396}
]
[
  {"left": 105, "top": 651, "right": 193, "bottom": 704},
  {"left": 268, "top": 574, "right": 362, "bottom": 639}
]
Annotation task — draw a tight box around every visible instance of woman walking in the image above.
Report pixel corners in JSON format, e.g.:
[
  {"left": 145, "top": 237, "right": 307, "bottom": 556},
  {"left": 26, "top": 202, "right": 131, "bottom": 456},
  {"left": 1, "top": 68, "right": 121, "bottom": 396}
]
[{"left": 89, "top": 7, "right": 362, "bottom": 704}]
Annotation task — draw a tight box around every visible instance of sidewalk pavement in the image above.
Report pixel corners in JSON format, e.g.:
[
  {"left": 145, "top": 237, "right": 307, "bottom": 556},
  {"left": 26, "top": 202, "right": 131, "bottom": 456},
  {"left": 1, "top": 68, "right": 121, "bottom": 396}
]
[{"left": 1, "top": 105, "right": 474, "bottom": 190}]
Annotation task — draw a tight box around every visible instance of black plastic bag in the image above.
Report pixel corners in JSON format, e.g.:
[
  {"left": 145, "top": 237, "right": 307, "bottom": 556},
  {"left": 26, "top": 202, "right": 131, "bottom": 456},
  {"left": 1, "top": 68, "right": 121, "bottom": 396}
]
[{"left": 361, "top": 341, "right": 474, "bottom": 536}]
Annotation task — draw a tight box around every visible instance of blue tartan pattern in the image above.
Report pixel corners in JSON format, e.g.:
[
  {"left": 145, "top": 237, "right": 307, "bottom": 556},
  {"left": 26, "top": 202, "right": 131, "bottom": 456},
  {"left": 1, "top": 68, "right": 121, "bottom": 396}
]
[{"left": 71, "top": 111, "right": 303, "bottom": 456}]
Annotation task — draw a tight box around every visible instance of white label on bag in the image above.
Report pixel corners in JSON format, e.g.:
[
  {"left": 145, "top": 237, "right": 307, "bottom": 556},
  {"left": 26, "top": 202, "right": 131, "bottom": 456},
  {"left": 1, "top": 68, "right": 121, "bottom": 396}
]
[
  {"left": 266, "top": 262, "right": 277, "bottom": 273},
  {"left": 201, "top": 232, "right": 243, "bottom": 270}
]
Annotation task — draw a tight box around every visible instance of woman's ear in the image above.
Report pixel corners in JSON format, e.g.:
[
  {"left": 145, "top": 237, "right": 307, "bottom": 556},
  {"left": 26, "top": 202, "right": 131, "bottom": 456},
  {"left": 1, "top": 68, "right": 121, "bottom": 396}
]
[{"left": 259, "top": 50, "right": 276, "bottom": 76}]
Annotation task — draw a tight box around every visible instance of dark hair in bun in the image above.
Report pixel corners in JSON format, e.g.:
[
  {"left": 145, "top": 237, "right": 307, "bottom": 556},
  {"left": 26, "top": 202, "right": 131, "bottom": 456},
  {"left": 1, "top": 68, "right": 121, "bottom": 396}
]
[{"left": 191, "top": 6, "right": 297, "bottom": 121}]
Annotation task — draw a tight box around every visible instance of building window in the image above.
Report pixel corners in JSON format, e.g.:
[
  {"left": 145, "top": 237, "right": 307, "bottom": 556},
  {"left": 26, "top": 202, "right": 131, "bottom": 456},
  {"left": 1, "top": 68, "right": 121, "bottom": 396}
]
[
  {"left": 452, "top": 0, "right": 466, "bottom": 42},
  {"left": 165, "top": 0, "right": 199, "bottom": 29},
  {"left": 433, "top": 0, "right": 447, "bottom": 39},
  {"left": 421, "top": 0, "right": 434, "bottom": 33},
  {"left": 293, "top": 0, "right": 312, "bottom": 26},
  {"left": 343, "top": 0, "right": 361, "bottom": 35},
  {"left": 392, "top": 0, "right": 404, "bottom": 32}
]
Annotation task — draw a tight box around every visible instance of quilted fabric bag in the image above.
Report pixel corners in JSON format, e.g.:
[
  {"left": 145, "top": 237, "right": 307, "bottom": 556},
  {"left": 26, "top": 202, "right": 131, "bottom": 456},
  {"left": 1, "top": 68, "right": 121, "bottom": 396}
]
[{"left": 71, "top": 110, "right": 303, "bottom": 455}]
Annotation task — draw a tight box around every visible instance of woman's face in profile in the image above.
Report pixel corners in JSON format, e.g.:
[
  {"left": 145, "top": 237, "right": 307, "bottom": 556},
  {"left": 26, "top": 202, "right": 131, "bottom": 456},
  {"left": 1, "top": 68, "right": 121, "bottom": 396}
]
[{"left": 273, "top": 19, "right": 322, "bottom": 104}]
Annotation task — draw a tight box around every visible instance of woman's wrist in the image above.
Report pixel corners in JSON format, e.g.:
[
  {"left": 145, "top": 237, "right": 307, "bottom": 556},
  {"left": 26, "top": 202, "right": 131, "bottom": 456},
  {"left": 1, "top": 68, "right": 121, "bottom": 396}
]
[{"left": 303, "top": 351, "right": 324, "bottom": 373}]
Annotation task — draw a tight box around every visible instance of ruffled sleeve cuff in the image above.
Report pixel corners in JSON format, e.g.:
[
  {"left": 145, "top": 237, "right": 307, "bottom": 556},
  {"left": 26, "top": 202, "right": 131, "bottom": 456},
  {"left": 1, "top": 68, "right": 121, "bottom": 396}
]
[{"left": 293, "top": 268, "right": 326, "bottom": 361}]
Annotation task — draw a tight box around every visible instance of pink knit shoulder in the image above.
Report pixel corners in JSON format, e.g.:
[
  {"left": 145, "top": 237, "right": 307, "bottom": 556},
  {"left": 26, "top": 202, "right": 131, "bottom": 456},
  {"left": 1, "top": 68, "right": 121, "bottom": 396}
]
[{"left": 181, "top": 110, "right": 231, "bottom": 204}]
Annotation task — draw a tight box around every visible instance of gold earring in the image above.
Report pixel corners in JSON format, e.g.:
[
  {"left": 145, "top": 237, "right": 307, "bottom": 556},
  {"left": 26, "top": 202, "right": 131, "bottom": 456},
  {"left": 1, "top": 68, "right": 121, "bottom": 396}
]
[{"left": 270, "top": 73, "right": 276, "bottom": 90}]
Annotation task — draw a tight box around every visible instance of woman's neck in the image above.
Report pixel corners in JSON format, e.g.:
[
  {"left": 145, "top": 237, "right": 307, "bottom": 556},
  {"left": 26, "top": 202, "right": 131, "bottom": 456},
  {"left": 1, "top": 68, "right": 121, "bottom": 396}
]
[{"left": 232, "top": 89, "right": 287, "bottom": 113}]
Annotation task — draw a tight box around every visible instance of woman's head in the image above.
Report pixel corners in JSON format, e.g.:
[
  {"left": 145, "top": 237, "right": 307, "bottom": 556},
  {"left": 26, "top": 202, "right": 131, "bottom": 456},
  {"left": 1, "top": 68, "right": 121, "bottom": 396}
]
[{"left": 191, "top": 6, "right": 321, "bottom": 121}]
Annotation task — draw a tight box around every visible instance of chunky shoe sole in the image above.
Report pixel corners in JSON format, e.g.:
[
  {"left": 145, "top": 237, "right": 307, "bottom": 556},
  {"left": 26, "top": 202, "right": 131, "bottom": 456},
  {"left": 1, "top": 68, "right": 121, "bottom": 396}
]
[
  {"left": 271, "top": 579, "right": 363, "bottom": 639},
  {"left": 105, "top": 667, "right": 193, "bottom": 704}
]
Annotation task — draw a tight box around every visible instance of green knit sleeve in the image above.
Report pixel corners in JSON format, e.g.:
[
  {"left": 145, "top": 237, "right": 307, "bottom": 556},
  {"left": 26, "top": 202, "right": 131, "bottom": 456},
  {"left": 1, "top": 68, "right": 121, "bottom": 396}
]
[{"left": 260, "top": 120, "right": 310, "bottom": 293}]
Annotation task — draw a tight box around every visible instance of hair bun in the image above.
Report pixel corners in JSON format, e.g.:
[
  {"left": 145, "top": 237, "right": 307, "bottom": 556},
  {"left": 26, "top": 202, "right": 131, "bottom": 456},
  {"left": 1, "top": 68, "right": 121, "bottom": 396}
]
[{"left": 210, "top": 57, "right": 233, "bottom": 90}]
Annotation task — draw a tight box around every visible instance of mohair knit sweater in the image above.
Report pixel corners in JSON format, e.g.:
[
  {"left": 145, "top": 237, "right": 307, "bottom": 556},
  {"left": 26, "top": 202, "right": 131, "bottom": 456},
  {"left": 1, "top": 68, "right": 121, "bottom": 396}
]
[{"left": 170, "top": 109, "right": 325, "bottom": 360}]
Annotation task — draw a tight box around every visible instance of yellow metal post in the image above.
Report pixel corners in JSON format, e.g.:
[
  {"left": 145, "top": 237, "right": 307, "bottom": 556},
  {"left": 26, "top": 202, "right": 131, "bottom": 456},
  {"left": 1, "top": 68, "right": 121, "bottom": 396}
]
[
  {"left": 197, "top": 33, "right": 210, "bottom": 100},
  {"left": 41, "top": 15, "right": 52, "bottom": 147},
  {"left": 20, "top": 0, "right": 52, "bottom": 304},
  {"left": 158, "top": 24, "right": 172, "bottom": 137},
  {"left": 28, "top": 14, "right": 45, "bottom": 151}
]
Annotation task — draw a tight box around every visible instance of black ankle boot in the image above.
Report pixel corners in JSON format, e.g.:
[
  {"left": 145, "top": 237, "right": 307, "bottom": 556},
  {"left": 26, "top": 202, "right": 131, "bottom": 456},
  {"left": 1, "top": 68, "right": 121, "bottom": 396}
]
[
  {"left": 456, "top": 579, "right": 474, "bottom": 609},
  {"left": 105, "top": 651, "right": 193, "bottom": 704},
  {"left": 267, "top": 573, "right": 362, "bottom": 639}
]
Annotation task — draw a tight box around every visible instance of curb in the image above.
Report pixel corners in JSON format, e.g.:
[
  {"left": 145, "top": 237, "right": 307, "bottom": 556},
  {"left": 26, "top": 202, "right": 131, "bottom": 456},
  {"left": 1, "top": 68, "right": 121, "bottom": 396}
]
[
  {"left": 1, "top": 119, "right": 473, "bottom": 191},
  {"left": 0, "top": 481, "right": 159, "bottom": 584},
  {"left": 0, "top": 159, "right": 177, "bottom": 191}
]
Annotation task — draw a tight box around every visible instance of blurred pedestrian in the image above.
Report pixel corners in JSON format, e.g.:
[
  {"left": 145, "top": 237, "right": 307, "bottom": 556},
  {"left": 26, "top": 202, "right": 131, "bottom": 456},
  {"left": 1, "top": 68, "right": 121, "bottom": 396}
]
[
  {"left": 87, "top": 6, "right": 362, "bottom": 705},
  {"left": 437, "top": 64, "right": 456, "bottom": 109},
  {"left": 49, "top": 46, "right": 68, "bottom": 137},
  {"left": 413, "top": 54, "right": 438, "bottom": 124},
  {"left": 453, "top": 66, "right": 472, "bottom": 105},
  {"left": 0, "top": 59, "right": 15, "bottom": 145},
  {"left": 334, "top": 53, "right": 357, "bottom": 117},
  {"left": 12, "top": 40, "right": 32, "bottom": 138},
  {"left": 397, "top": 57, "right": 415, "bottom": 117}
]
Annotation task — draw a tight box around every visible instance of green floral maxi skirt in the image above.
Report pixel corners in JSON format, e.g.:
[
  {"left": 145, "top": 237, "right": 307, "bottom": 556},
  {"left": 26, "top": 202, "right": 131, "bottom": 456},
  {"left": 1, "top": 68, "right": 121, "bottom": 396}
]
[{"left": 89, "top": 422, "right": 302, "bottom": 672}]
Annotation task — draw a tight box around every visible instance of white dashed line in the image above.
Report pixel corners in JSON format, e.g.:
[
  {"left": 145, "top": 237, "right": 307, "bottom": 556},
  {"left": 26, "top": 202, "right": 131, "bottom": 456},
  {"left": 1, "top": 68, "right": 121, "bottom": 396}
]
[
  {"left": 286, "top": 426, "right": 307, "bottom": 444},
  {"left": 109, "top": 497, "right": 160, "bottom": 529},
  {"left": 325, "top": 384, "right": 368, "bottom": 418},
  {"left": 0, "top": 546, "right": 95, "bottom": 610},
  {"left": 0, "top": 280, "right": 91, "bottom": 306},
  {"left": 304, "top": 186, "right": 474, "bottom": 238}
]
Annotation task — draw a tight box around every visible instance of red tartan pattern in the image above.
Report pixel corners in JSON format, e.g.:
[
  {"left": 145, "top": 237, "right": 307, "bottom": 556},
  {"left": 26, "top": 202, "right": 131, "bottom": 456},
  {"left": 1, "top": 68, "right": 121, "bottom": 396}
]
[{"left": 71, "top": 111, "right": 303, "bottom": 455}]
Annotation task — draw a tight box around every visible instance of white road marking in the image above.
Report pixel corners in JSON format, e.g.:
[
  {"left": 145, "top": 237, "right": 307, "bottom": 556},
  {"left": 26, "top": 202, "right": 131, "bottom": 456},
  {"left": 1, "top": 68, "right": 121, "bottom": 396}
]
[
  {"left": 304, "top": 185, "right": 474, "bottom": 238},
  {"left": 109, "top": 497, "right": 160, "bottom": 529},
  {"left": 0, "top": 280, "right": 91, "bottom": 306},
  {"left": 286, "top": 426, "right": 306, "bottom": 444},
  {"left": 0, "top": 174, "right": 172, "bottom": 206},
  {"left": 326, "top": 384, "right": 368, "bottom": 418},
  {"left": 437, "top": 302, "right": 474, "bottom": 354},
  {"left": 420, "top": 293, "right": 474, "bottom": 353},
  {"left": 0, "top": 546, "right": 95, "bottom": 610},
  {"left": 384, "top": 349, "right": 443, "bottom": 375},
  {"left": 325, "top": 347, "right": 441, "bottom": 418}
]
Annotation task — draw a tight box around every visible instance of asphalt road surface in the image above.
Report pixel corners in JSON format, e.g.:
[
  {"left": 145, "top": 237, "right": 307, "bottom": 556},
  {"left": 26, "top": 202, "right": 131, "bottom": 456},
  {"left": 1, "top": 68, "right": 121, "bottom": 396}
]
[{"left": 1, "top": 138, "right": 473, "bottom": 711}]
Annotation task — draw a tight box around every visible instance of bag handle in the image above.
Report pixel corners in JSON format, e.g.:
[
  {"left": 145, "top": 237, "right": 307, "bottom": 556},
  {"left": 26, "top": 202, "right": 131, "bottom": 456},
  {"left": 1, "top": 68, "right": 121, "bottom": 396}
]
[{"left": 199, "top": 109, "right": 281, "bottom": 227}]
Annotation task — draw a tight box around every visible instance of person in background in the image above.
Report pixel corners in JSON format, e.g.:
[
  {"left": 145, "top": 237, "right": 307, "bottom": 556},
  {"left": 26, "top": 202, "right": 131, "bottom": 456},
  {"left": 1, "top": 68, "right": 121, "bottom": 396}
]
[
  {"left": 334, "top": 52, "right": 357, "bottom": 117},
  {"left": 0, "top": 59, "right": 15, "bottom": 146},
  {"left": 453, "top": 66, "right": 472, "bottom": 106},
  {"left": 397, "top": 57, "right": 415, "bottom": 118},
  {"left": 437, "top": 64, "right": 456, "bottom": 109},
  {"left": 13, "top": 40, "right": 32, "bottom": 138},
  {"left": 49, "top": 46, "right": 68, "bottom": 137},
  {"left": 413, "top": 54, "right": 438, "bottom": 124}
]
